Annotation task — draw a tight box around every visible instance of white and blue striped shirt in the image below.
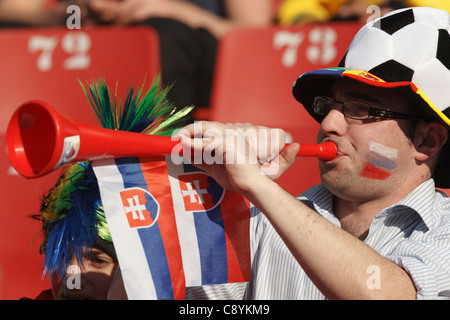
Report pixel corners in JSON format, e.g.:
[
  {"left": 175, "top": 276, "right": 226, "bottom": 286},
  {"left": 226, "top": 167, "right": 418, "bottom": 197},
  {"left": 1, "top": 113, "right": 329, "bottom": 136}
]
[{"left": 187, "top": 179, "right": 450, "bottom": 300}]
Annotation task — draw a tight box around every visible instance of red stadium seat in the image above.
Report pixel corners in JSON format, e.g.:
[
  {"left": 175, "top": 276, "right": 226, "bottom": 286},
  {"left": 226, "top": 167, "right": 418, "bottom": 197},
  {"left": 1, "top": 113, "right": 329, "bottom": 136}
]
[
  {"left": 0, "top": 26, "right": 160, "bottom": 300},
  {"left": 194, "top": 23, "right": 361, "bottom": 196},
  {"left": 0, "top": 260, "right": 4, "bottom": 299}
]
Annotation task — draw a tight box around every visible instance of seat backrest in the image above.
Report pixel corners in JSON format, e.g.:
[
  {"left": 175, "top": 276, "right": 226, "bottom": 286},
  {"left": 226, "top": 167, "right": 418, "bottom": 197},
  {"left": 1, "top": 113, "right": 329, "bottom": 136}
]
[
  {"left": 0, "top": 260, "right": 4, "bottom": 300},
  {"left": 195, "top": 23, "right": 361, "bottom": 195},
  {"left": 0, "top": 26, "right": 160, "bottom": 299}
]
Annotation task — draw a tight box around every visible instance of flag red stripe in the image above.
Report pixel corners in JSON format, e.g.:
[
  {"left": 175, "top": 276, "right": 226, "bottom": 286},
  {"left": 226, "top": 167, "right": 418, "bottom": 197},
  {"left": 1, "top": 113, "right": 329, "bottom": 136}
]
[
  {"left": 221, "top": 191, "right": 252, "bottom": 283},
  {"left": 140, "top": 157, "right": 186, "bottom": 299}
]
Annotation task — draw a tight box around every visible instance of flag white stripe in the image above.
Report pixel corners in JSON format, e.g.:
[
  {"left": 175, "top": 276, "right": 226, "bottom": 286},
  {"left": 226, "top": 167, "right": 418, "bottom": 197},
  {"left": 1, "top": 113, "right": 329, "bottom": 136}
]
[
  {"left": 369, "top": 141, "right": 398, "bottom": 159},
  {"left": 93, "top": 159, "right": 157, "bottom": 300},
  {"left": 166, "top": 158, "right": 202, "bottom": 287}
]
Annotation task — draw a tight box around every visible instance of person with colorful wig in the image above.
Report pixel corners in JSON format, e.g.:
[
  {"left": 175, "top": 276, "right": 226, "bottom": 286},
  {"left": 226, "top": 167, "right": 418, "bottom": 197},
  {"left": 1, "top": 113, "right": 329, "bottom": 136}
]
[{"left": 34, "top": 161, "right": 118, "bottom": 300}]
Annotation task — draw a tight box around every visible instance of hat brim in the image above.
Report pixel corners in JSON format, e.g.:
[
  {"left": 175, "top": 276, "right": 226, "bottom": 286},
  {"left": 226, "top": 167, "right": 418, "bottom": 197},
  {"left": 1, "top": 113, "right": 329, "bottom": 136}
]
[
  {"left": 292, "top": 67, "right": 450, "bottom": 188},
  {"left": 293, "top": 68, "right": 450, "bottom": 127}
]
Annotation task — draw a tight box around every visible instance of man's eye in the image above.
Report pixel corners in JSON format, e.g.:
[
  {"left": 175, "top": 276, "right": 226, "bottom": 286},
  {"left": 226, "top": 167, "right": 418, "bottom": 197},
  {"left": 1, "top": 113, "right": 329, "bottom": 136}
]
[{"left": 88, "top": 254, "right": 113, "bottom": 267}]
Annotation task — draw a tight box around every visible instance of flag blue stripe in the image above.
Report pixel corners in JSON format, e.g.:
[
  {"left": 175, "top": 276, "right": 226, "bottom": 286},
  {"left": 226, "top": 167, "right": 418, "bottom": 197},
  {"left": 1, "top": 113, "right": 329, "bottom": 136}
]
[
  {"left": 184, "top": 162, "right": 229, "bottom": 285},
  {"left": 116, "top": 158, "right": 174, "bottom": 300},
  {"left": 193, "top": 205, "right": 228, "bottom": 285},
  {"left": 369, "top": 152, "right": 398, "bottom": 170}
]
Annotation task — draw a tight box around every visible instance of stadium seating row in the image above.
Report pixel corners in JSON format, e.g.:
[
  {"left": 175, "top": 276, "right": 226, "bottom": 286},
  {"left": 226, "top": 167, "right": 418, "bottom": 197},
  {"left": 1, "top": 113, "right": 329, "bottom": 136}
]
[{"left": 0, "top": 22, "right": 362, "bottom": 299}]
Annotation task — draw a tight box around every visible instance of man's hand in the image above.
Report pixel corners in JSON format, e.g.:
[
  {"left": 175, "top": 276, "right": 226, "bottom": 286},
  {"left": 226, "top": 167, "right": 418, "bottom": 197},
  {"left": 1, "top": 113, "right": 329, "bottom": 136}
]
[{"left": 174, "top": 121, "right": 299, "bottom": 194}]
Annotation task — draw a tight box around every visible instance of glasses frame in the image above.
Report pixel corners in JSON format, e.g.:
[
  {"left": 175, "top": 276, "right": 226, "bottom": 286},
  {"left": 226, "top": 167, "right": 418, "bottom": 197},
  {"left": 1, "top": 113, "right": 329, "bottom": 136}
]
[{"left": 313, "top": 96, "right": 424, "bottom": 122}]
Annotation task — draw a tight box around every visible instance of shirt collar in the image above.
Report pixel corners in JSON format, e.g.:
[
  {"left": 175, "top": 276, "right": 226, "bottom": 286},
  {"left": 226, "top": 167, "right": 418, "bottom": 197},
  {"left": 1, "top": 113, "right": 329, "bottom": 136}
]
[
  {"left": 298, "top": 179, "right": 441, "bottom": 229},
  {"left": 394, "top": 179, "right": 440, "bottom": 229},
  {"left": 297, "top": 184, "right": 335, "bottom": 220}
]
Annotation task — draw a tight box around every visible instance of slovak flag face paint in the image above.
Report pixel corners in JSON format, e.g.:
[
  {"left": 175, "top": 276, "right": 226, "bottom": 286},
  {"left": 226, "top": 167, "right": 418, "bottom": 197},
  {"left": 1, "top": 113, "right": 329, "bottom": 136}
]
[
  {"left": 93, "top": 156, "right": 251, "bottom": 300},
  {"left": 360, "top": 141, "right": 399, "bottom": 180}
]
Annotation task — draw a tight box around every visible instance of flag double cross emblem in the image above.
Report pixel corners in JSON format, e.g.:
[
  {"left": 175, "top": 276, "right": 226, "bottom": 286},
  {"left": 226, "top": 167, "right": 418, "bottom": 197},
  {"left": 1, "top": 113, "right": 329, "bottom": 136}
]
[
  {"left": 120, "top": 187, "right": 159, "bottom": 229},
  {"left": 124, "top": 195, "right": 147, "bottom": 220},
  {"left": 182, "top": 180, "right": 208, "bottom": 204},
  {"left": 178, "top": 173, "right": 225, "bottom": 212}
]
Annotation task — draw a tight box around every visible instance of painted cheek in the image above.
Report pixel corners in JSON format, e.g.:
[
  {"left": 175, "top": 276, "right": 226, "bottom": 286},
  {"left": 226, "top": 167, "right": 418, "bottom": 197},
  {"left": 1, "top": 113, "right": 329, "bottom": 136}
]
[
  {"left": 360, "top": 163, "right": 393, "bottom": 180},
  {"left": 359, "top": 142, "right": 398, "bottom": 180}
]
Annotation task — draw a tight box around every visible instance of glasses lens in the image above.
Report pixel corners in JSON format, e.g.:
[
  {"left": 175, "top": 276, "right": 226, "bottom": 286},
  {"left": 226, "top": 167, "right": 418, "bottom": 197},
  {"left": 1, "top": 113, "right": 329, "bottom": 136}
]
[
  {"left": 313, "top": 97, "right": 333, "bottom": 116},
  {"left": 342, "top": 101, "right": 370, "bottom": 120}
]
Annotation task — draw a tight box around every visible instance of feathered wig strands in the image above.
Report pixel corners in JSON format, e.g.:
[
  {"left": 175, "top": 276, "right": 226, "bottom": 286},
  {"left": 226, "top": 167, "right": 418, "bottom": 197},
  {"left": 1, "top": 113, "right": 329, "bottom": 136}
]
[{"left": 79, "top": 76, "right": 194, "bottom": 136}]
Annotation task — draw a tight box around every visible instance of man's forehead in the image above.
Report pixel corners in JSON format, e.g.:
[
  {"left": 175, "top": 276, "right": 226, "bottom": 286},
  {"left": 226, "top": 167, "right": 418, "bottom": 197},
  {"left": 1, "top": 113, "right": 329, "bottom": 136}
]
[
  {"left": 331, "top": 79, "right": 411, "bottom": 109},
  {"left": 332, "top": 79, "right": 383, "bottom": 98}
]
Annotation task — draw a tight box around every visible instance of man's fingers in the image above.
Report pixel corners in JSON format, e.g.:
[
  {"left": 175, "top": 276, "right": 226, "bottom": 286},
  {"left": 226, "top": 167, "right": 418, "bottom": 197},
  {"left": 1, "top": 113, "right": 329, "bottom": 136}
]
[
  {"left": 280, "top": 142, "right": 300, "bottom": 166},
  {"left": 174, "top": 122, "right": 287, "bottom": 163}
]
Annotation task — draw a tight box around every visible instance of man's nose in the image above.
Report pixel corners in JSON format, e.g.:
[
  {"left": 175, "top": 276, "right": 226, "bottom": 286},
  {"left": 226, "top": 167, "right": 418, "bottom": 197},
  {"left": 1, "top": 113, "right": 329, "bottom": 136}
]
[
  {"left": 319, "top": 108, "right": 348, "bottom": 137},
  {"left": 64, "top": 261, "right": 88, "bottom": 290}
]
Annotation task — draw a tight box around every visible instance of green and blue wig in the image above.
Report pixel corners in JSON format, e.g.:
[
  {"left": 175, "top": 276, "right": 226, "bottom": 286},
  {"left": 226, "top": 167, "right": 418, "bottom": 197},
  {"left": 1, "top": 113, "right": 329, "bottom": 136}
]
[{"left": 39, "top": 161, "right": 114, "bottom": 278}]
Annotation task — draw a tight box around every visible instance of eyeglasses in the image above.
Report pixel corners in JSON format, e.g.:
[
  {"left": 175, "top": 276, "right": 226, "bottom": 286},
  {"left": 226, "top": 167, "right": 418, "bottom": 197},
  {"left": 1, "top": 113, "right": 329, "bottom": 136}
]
[{"left": 313, "top": 96, "right": 424, "bottom": 122}]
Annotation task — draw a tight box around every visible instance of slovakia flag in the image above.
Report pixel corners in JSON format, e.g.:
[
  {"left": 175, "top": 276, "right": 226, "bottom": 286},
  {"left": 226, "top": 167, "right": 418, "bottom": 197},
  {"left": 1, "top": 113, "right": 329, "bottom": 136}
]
[{"left": 93, "top": 156, "right": 251, "bottom": 300}]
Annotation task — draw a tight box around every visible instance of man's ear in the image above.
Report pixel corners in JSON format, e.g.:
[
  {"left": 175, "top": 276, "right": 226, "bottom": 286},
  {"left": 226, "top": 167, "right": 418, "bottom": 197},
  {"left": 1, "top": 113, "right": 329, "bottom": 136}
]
[{"left": 413, "top": 121, "right": 448, "bottom": 162}]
